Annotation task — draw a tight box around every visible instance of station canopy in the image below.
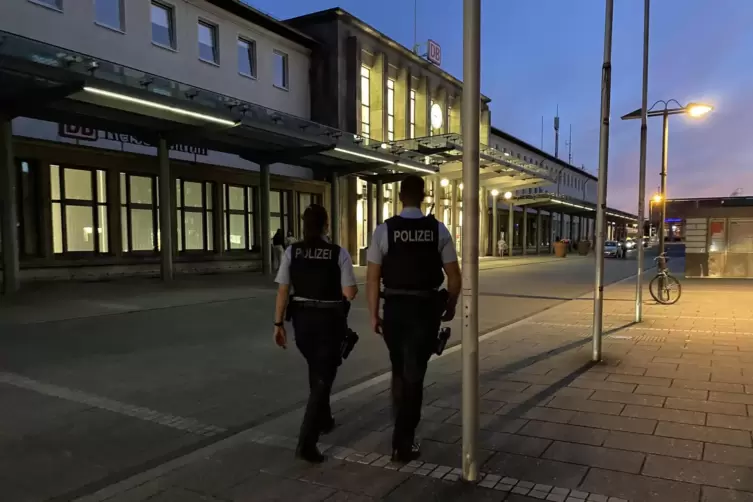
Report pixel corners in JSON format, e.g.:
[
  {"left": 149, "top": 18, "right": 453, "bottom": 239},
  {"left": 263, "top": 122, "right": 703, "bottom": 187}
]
[
  {"left": 386, "top": 133, "right": 557, "bottom": 189},
  {"left": 510, "top": 193, "right": 639, "bottom": 224},
  {"left": 0, "top": 30, "right": 436, "bottom": 178}
]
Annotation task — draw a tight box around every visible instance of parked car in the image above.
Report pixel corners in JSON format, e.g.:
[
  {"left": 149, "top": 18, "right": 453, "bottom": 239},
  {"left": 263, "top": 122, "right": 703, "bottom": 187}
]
[{"left": 604, "top": 240, "right": 623, "bottom": 258}]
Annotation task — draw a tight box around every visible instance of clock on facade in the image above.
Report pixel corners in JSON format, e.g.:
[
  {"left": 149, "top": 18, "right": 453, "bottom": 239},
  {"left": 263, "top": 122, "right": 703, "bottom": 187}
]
[{"left": 430, "top": 103, "right": 443, "bottom": 130}]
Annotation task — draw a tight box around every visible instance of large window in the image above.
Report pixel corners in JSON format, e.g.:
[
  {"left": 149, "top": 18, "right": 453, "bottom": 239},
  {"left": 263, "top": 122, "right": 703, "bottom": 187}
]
[
  {"left": 297, "top": 192, "right": 322, "bottom": 237},
  {"left": 151, "top": 1, "right": 175, "bottom": 49},
  {"left": 360, "top": 66, "right": 370, "bottom": 140},
  {"left": 387, "top": 78, "right": 395, "bottom": 141},
  {"left": 270, "top": 190, "right": 290, "bottom": 239},
  {"left": 121, "top": 174, "right": 159, "bottom": 253},
  {"left": 94, "top": 0, "right": 124, "bottom": 31},
  {"left": 409, "top": 89, "right": 416, "bottom": 139},
  {"left": 237, "top": 37, "right": 256, "bottom": 78},
  {"left": 50, "top": 165, "right": 109, "bottom": 254},
  {"left": 176, "top": 180, "right": 214, "bottom": 252},
  {"left": 198, "top": 20, "right": 218, "bottom": 64},
  {"left": 223, "top": 184, "right": 256, "bottom": 251},
  {"left": 273, "top": 50, "right": 289, "bottom": 89}
]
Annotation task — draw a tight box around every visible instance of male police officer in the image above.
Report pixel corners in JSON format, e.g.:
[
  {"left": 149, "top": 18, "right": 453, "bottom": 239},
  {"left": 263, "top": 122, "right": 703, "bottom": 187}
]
[
  {"left": 274, "top": 204, "right": 358, "bottom": 463},
  {"left": 366, "top": 175, "right": 461, "bottom": 462}
]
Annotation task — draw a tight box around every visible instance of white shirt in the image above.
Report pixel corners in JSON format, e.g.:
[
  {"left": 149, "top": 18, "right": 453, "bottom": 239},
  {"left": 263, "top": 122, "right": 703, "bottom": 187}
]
[
  {"left": 274, "top": 240, "right": 357, "bottom": 290},
  {"left": 366, "top": 207, "right": 458, "bottom": 265}
]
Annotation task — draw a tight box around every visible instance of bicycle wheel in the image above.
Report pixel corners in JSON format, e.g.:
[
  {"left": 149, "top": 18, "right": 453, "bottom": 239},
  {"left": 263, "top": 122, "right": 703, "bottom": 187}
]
[
  {"left": 648, "top": 275, "right": 663, "bottom": 303},
  {"left": 661, "top": 274, "right": 682, "bottom": 304}
]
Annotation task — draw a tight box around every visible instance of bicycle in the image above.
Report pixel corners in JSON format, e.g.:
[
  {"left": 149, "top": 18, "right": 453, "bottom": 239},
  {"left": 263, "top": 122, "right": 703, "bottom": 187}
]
[{"left": 649, "top": 252, "right": 682, "bottom": 305}]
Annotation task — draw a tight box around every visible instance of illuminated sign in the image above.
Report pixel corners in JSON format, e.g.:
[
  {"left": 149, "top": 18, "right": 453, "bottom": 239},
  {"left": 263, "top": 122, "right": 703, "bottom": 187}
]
[{"left": 427, "top": 40, "right": 441, "bottom": 66}]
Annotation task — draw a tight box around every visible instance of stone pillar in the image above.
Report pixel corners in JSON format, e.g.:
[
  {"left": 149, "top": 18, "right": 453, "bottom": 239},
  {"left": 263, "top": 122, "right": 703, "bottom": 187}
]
[
  {"left": 559, "top": 212, "right": 565, "bottom": 241},
  {"left": 376, "top": 180, "right": 384, "bottom": 224},
  {"left": 331, "top": 173, "right": 341, "bottom": 246},
  {"left": 507, "top": 203, "right": 514, "bottom": 257},
  {"left": 366, "top": 182, "right": 374, "bottom": 245},
  {"left": 548, "top": 212, "right": 555, "bottom": 253},
  {"left": 570, "top": 215, "right": 575, "bottom": 241},
  {"left": 522, "top": 208, "right": 528, "bottom": 255},
  {"left": 536, "top": 209, "right": 542, "bottom": 255},
  {"left": 491, "top": 192, "right": 499, "bottom": 256},
  {"left": 260, "top": 164, "right": 271, "bottom": 275},
  {"left": 450, "top": 180, "right": 459, "bottom": 243},
  {"left": 392, "top": 181, "right": 400, "bottom": 216},
  {"left": 0, "top": 118, "right": 19, "bottom": 294},
  {"left": 479, "top": 188, "right": 488, "bottom": 256},
  {"left": 158, "top": 138, "right": 173, "bottom": 282},
  {"left": 416, "top": 76, "right": 430, "bottom": 137},
  {"left": 396, "top": 67, "right": 411, "bottom": 140},
  {"left": 370, "top": 52, "right": 386, "bottom": 142}
]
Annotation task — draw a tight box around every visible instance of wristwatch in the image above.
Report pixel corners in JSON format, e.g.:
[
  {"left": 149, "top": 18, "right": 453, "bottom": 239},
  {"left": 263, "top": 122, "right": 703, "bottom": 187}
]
[{"left": 274, "top": 321, "right": 284, "bottom": 327}]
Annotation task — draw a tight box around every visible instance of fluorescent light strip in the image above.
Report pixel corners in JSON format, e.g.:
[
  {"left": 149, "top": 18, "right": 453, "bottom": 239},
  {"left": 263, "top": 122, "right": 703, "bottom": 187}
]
[
  {"left": 83, "top": 87, "right": 238, "bottom": 127},
  {"left": 334, "top": 147, "right": 435, "bottom": 174},
  {"left": 551, "top": 199, "right": 591, "bottom": 211}
]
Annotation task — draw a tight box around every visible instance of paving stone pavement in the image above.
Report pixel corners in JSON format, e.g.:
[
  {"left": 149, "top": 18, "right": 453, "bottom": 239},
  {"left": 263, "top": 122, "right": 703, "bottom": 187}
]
[{"left": 68, "top": 273, "right": 753, "bottom": 502}]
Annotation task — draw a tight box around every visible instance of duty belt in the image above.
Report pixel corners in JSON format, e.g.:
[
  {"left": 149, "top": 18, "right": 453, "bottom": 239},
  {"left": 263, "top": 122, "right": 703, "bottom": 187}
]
[
  {"left": 291, "top": 299, "right": 344, "bottom": 309},
  {"left": 381, "top": 288, "right": 438, "bottom": 298}
]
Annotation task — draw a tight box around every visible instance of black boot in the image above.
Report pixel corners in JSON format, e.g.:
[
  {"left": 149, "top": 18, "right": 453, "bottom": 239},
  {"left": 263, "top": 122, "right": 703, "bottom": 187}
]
[
  {"left": 296, "top": 444, "right": 326, "bottom": 464},
  {"left": 320, "top": 416, "right": 336, "bottom": 435},
  {"left": 391, "top": 442, "right": 421, "bottom": 463}
]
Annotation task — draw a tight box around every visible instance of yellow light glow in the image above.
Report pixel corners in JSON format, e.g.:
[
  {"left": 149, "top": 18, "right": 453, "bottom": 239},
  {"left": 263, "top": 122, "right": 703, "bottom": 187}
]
[
  {"left": 504, "top": 191, "right": 513, "bottom": 200},
  {"left": 459, "top": 183, "right": 464, "bottom": 190},
  {"left": 652, "top": 194, "right": 662, "bottom": 203},
  {"left": 686, "top": 103, "right": 713, "bottom": 118},
  {"left": 490, "top": 189, "right": 499, "bottom": 197},
  {"left": 440, "top": 178, "right": 450, "bottom": 187}
]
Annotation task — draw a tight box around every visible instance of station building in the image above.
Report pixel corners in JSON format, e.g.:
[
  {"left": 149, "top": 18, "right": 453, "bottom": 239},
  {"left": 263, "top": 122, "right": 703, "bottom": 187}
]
[{"left": 0, "top": 0, "right": 635, "bottom": 293}]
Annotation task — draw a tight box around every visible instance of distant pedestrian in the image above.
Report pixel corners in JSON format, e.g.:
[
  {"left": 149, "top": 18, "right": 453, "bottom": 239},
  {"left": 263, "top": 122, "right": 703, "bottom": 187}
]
[{"left": 285, "top": 230, "right": 296, "bottom": 248}]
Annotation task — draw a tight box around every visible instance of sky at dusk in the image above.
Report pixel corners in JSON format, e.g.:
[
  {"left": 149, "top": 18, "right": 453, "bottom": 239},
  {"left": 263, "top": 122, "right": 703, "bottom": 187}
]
[{"left": 248, "top": 0, "right": 753, "bottom": 212}]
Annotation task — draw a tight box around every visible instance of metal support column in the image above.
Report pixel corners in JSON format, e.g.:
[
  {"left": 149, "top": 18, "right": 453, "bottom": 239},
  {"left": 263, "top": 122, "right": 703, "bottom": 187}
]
[
  {"left": 376, "top": 180, "right": 384, "bottom": 224},
  {"left": 549, "top": 212, "right": 555, "bottom": 253},
  {"left": 260, "top": 164, "right": 271, "bottom": 275},
  {"left": 592, "top": 0, "right": 615, "bottom": 362},
  {"left": 507, "top": 203, "right": 514, "bottom": 257},
  {"left": 391, "top": 181, "right": 399, "bottom": 217},
  {"left": 450, "top": 180, "right": 459, "bottom": 242},
  {"left": 331, "top": 173, "right": 341, "bottom": 246},
  {"left": 479, "top": 188, "right": 488, "bottom": 256},
  {"left": 570, "top": 215, "right": 575, "bottom": 242},
  {"left": 559, "top": 212, "right": 565, "bottom": 240},
  {"left": 0, "top": 119, "right": 19, "bottom": 294},
  {"left": 461, "top": 0, "right": 481, "bottom": 481},
  {"left": 491, "top": 192, "right": 499, "bottom": 256},
  {"left": 366, "top": 182, "right": 374, "bottom": 245},
  {"left": 536, "top": 209, "right": 542, "bottom": 255},
  {"left": 158, "top": 138, "right": 173, "bottom": 282},
  {"left": 522, "top": 209, "right": 528, "bottom": 255},
  {"left": 658, "top": 110, "right": 668, "bottom": 258}
]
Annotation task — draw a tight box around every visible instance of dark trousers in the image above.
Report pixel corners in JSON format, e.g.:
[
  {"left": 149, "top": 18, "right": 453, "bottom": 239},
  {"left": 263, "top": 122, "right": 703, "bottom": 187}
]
[
  {"left": 382, "top": 297, "right": 441, "bottom": 451},
  {"left": 292, "top": 307, "right": 345, "bottom": 449}
]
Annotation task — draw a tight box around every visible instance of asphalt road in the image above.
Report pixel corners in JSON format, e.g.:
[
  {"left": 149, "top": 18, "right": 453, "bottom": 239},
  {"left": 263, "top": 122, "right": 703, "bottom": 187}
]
[{"left": 0, "top": 249, "right": 655, "bottom": 501}]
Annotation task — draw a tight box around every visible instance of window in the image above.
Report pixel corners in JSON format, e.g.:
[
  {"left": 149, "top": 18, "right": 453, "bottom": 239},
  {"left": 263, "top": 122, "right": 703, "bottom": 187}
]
[
  {"left": 269, "top": 190, "right": 290, "bottom": 239},
  {"left": 121, "top": 173, "right": 159, "bottom": 253},
  {"left": 360, "top": 66, "right": 370, "bottom": 139},
  {"left": 273, "top": 50, "right": 288, "bottom": 89},
  {"left": 198, "top": 20, "right": 218, "bottom": 64},
  {"left": 151, "top": 1, "right": 175, "bottom": 49},
  {"left": 29, "top": 0, "right": 62, "bottom": 11},
  {"left": 223, "top": 184, "right": 256, "bottom": 251},
  {"left": 176, "top": 179, "right": 214, "bottom": 252},
  {"left": 237, "top": 37, "right": 256, "bottom": 78},
  {"left": 386, "top": 79, "right": 395, "bottom": 142},
  {"left": 298, "top": 192, "right": 322, "bottom": 236},
  {"left": 94, "top": 0, "right": 124, "bottom": 31},
  {"left": 409, "top": 89, "right": 416, "bottom": 139},
  {"left": 50, "top": 165, "right": 109, "bottom": 254}
]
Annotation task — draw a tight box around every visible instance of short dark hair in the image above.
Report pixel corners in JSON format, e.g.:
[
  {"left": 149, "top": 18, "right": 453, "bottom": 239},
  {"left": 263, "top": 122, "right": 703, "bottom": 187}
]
[
  {"left": 302, "top": 203, "right": 328, "bottom": 244},
  {"left": 399, "top": 175, "right": 425, "bottom": 207}
]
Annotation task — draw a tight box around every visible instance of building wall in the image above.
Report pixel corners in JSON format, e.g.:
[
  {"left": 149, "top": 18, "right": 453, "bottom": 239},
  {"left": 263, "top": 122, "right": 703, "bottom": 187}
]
[{"left": 1, "top": 0, "right": 311, "bottom": 118}]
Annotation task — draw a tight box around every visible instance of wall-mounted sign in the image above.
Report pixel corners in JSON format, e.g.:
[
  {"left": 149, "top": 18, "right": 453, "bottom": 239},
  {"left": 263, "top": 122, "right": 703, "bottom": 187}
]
[
  {"left": 427, "top": 39, "right": 441, "bottom": 66},
  {"left": 58, "top": 123, "right": 207, "bottom": 156},
  {"left": 430, "top": 103, "right": 444, "bottom": 130}
]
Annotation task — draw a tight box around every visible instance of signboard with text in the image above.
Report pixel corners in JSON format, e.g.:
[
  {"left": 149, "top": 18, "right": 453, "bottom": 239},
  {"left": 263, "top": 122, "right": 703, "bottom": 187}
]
[
  {"left": 427, "top": 39, "right": 441, "bottom": 66},
  {"left": 58, "top": 123, "right": 207, "bottom": 156}
]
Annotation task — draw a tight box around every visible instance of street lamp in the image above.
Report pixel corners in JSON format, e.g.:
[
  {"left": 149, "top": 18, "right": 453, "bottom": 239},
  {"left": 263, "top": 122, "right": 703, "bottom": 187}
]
[
  {"left": 441, "top": 178, "right": 450, "bottom": 188},
  {"left": 490, "top": 189, "right": 499, "bottom": 197},
  {"left": 621, "top": 100, "right": 713, "bottom": 258},
  {"left": 504, "top": 191, "right": 512, "bottom": 200}
]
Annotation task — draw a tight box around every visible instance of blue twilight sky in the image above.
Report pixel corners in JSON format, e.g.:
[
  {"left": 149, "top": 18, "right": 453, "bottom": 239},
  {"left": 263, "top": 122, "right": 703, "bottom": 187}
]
[{"left": 248, "top": 0, "right": 753, "bottom": 212}]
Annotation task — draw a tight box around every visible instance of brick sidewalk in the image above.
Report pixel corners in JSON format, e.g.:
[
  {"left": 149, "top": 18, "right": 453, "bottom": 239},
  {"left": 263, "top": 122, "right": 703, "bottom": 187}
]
[{"left": 77, "top": 274, "right": 753, "bottom": 502}]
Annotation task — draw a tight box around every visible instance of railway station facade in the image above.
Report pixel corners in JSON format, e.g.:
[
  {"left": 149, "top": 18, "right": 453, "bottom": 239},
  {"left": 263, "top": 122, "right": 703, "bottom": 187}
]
[{"left": 0, "top": 0, "right": 635, "bottom": 293}]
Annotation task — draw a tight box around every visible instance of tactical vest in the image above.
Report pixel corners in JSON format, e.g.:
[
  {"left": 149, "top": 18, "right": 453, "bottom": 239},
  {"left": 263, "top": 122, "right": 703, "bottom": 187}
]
[
  {"left": 290, "top": 240, "right": 342, "bottom": 301},
  {"left": 382, "top": 215, "right": 444, "bottom": 290}
]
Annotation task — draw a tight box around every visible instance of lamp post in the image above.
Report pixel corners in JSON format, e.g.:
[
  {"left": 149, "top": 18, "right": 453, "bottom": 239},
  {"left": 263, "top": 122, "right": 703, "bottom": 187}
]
[
  {"left": 649, "top": 193, "right": 661, "bottom": 237},
  {"left": 504, "top": 191, "right": 513, "bottom": 258},
  {"left": 621, "top": 101, "right": 713, "bottom": 258}
]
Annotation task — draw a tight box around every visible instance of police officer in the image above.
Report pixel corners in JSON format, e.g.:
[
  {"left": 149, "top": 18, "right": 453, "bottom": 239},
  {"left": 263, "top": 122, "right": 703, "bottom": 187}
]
[
  {"left": 366, "top": 175, "right": 461, "bottom": 463},
  {"left": 274, "top": 204, "right": 358, "bottom": 463}
]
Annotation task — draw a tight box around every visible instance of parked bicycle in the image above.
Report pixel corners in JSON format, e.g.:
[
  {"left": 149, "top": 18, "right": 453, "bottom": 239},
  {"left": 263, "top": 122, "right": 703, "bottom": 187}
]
[{"left": 649, "top": 252, "right": 682, "bottom": 304}]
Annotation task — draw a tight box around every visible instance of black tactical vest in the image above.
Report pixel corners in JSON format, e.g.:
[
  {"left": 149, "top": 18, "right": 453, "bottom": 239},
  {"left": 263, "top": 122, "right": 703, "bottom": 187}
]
[
  {"left": 383, "top": 215, "right": 444, "bottom": 290},
  {"left": 290, "top": 240, "right": 342, "bottom": 301}
]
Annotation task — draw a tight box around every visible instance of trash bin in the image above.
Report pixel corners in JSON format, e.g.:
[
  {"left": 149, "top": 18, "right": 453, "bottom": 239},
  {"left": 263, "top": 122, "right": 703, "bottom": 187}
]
[{"left": 554, "top": 241, "right": 568, "bottom": 258}]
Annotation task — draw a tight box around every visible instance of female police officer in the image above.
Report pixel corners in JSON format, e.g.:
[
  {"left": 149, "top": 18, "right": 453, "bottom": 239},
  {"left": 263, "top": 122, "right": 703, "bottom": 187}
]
[{"left": 273, "top": 204, "right": 358, "bottom": 463}]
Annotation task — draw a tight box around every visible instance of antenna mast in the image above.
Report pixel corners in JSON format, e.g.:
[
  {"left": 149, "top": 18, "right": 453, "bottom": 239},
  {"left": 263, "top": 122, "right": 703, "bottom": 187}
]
[
  {"left": 540, "top": 116, "right": 544, "bottom": 150},
  {"left": 413, "top": 0, "right": 418, "bottom": 54},
  {"left": 567, "top": 124, "right": 573, "bottom": 164},
  {"left": 554, "top": 105, "right": 560, "bottom": 159}
]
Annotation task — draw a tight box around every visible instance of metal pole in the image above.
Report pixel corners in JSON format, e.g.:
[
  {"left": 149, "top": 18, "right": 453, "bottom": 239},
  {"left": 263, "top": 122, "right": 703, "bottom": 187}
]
[
  {"left": 658, "top": 110, "right": 668, "bottom": 257},
  {"left": 461, "top": 0, "right": 480, "bottom": 482},
  {"left": 522, "top": 209, "right": 528, "bottom": 255},
  {"left": 0, "top": 118, "right": 19, "bottom": 294},
  {"left": 536, "top": 209, "right": 542, "bottom": 254},
  {"left": 260, "top": 164, "right": 271, "bottom": 275},
  {"left": 376, "top": 180, "right": 384, "bottom": 224},
  {"left": 635, "top": 0, "right": 650, "bottom": 322},
  {"left": 158, "top": 137, "right": 173, "bottom": 282},
  {"left": 450, "top": 180, "right": 459, "bottom": 242},
  {"left": 492, "top": 193, "right": 498, "bottom": 256},
  {"left": 366, "top": 182, "right": 374, "bottom": 244},
  {"left": 592, "top": 0, "right": 614, "bottom": 363},
  {"left": 331, "top": 173, "right": 341, "bottom": 246}
]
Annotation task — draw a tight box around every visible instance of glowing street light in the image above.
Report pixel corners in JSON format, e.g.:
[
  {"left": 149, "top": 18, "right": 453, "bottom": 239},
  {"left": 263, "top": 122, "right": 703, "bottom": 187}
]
[
  {"left": 503, "top": 191, "right": 513, "bottom": 200},
  {"left": 490, "top": 189, "right": 499, "bottom": 197},
  {"left": 652, "top": 193, "right": 662, "bottom": 203},
  {"left": 686, "top": 103, "right": 713, "bottom": 118},
  {"left": 440, "top": 178, "right": 450, "bottom": 187}
]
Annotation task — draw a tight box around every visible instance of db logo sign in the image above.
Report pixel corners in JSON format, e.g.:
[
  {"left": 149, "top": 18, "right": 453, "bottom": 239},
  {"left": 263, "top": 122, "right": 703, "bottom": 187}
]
[
  {"left": 427, "top": 40, "right": 441, "bottom": 66},
  {"left": 59, "top": 123, "right": 98, "bottom": 141}
]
